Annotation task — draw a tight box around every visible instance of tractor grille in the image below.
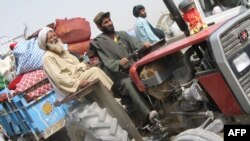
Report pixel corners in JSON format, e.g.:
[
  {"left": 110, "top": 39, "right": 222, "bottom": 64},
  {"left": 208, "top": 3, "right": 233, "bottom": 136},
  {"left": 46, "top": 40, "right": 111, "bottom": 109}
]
[
  {"left": 220, "top": 18, "right": 250, "bottom": 96},
  {"left": 239, "top": 71, "right": 250, "bottom": 96},
  {"left": 221, "top": 19, "right": 250, "bottom": 59}
]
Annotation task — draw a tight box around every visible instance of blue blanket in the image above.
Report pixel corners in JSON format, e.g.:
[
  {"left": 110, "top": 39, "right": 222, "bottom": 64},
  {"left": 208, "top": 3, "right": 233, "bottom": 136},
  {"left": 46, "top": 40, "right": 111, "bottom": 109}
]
[{"left": 13, "top": 38, "right": 44, "bottom": 75}]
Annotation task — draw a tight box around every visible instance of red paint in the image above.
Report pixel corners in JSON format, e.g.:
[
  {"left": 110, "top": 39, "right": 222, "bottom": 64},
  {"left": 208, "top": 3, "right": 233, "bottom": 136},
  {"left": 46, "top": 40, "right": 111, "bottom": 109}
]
[
  {"left": 198, "top": 72, "right": 243, "bottom": 115},
  {"left": 9, "top": 42, "right": 17, "bottom": 50},
  {"left": 0, "top": 94, "right": 8, "bottom": 102},
  {"left": 0, "top": 92, "right": 19, "bottom": 102},
  {"left": 130, "top": 22, "right": 224, "bottom": 92}
]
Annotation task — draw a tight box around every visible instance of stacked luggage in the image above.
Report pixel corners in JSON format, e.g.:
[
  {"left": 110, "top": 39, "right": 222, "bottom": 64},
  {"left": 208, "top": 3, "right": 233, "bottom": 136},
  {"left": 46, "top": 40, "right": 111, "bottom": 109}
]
[{"left": 0, "top": 17, "right": 92, "bottom": 140}]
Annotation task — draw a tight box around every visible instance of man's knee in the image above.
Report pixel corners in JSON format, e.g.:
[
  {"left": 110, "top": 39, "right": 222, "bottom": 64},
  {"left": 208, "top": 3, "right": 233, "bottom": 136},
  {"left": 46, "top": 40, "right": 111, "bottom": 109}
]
[
  {"left": 88, "top": 66, "right": 104, "bottom": 74},
  {"left": 122, "top": 77, "right": 135, "bottom": 88},
  {"left": 121, "top": 77, "right": 142, "bottom": 95}
]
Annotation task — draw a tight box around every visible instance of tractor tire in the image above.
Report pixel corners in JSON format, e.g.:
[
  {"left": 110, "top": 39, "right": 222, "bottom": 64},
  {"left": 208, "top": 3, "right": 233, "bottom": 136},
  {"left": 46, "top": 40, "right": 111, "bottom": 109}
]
[
  {"left": 66, "top": 102, "right": 130, "bottom": 141},
  {"left": 173, "top": 128, "right": 223, "bottom": 141}
]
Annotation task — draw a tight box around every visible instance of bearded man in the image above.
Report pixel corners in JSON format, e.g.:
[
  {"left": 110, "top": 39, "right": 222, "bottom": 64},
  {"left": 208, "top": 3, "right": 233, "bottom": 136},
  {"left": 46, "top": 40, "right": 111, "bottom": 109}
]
[
  {"left": 91, "top": 12, "right": 158, "bottom": 126},
  {"left": 37, "top": 27, "right": 113, "bottom": 98}
]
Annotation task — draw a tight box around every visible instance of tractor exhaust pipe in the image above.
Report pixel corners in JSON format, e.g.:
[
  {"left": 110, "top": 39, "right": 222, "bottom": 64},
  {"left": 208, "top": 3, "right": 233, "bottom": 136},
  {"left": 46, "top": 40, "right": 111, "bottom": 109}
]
[{"left": 163, "top": 0, "right": 190, "bottom": 36}]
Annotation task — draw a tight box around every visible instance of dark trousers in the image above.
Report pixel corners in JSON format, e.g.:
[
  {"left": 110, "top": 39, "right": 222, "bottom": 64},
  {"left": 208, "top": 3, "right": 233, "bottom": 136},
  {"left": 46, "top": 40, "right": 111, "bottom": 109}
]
[{"left": 119, "top": 77, "right": 150, "bottom": 118}]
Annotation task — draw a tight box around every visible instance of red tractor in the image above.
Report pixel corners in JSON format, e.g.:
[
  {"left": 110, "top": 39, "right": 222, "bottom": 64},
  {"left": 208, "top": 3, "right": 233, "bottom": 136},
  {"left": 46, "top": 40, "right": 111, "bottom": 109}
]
[{"left": 129, "top": 0, "right": 250, "bottom": 138}]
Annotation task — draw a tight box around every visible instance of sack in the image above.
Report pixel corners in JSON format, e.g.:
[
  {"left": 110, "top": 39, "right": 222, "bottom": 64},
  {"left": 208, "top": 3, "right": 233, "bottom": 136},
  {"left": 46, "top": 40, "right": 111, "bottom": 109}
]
[
  {"left": 55, "top": 17, "right": 91, "bottom": 44},
  {"left": 147, "top": 22, "right": 165, "bottom": 39},
  {"left": 13, "top": 38, "right": 44, "bottom": 75},
  {"left": 68, "top": 40, "right": 90, "bottom": 56},
  {"left": 15, "top": 70, "right": 52, "bottom": 101}
]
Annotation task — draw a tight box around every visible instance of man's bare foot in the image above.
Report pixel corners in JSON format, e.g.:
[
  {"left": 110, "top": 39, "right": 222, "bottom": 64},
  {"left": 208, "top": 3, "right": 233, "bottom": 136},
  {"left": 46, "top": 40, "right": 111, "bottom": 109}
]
[{"left": 79, "top": 80, "right": 90, "bottom": 88}]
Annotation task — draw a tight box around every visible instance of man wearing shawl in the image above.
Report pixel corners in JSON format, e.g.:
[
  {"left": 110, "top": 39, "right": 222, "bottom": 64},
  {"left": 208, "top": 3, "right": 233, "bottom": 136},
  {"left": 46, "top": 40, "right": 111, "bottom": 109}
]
[
  {"left": 37, "top": 27, "right": 113, "bottom": 95},
  {"left": 91, "top": 12, "right": 158, "bottom": 126}
]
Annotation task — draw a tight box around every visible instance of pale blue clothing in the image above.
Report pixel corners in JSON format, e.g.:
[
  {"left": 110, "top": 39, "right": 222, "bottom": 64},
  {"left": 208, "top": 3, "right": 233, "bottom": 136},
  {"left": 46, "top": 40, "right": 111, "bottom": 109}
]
[{"left": 134, "top": 17, "right": 160, "bottom": 43}]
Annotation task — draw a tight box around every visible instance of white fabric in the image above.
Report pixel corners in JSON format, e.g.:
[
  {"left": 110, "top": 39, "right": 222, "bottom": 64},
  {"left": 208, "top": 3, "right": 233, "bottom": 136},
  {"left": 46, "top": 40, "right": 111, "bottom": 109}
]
[
  {"left": 0, "top": 54, "right": 16, "bottom": 81},
  {"left": 212, "top": 6, "right": 223, "bottom": 15},
  {"left": 37, "top": 27, "right": 53, "bottom": 50}
]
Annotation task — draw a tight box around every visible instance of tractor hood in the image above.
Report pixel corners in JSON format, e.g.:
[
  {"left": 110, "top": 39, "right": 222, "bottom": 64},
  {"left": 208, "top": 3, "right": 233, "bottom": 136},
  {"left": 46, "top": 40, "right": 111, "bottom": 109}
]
[{"left": 130, "top": 22, "right": 224, "bottom": 92}]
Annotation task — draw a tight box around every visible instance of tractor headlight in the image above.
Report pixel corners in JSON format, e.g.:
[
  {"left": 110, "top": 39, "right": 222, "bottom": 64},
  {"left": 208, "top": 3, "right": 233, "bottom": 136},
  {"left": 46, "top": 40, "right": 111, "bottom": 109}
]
[{"left": 233, "top": 52, "right": 250, "bottom": 72}]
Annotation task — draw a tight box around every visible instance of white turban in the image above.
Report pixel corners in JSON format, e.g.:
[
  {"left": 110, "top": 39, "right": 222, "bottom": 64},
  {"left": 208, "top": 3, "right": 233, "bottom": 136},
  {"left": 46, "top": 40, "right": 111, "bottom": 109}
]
[{"left": 37, "top": 27, "right": 53, "bottom": 50}]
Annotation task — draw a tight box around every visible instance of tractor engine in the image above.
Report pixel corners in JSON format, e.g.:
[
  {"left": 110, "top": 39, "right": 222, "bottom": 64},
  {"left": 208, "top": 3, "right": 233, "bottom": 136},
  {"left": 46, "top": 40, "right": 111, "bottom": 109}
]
[
  {"left": 136, "top": 9, "right": 250, "bottom": 132},
  {"left": 138, "top": 44, "right": 223, "bottom": 133}
]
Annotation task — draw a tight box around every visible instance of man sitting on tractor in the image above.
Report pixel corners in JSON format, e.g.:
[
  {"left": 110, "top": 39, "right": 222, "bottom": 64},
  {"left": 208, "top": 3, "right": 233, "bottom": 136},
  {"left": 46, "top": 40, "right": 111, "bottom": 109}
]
[
  {"left": 91, "top": 11, "right": 158, "bottom": 126},
  {"left": 37, "top": 27, "right": 113, "bottom": 96},
  {"left": 133, "top": 5, "right": 162, "bottom": 43}
]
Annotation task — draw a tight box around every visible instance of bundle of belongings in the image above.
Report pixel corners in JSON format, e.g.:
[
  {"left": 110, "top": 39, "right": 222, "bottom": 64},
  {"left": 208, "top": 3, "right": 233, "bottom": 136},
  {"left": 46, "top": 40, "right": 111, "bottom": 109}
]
[
  {"left": 0, "top": 17, "right": 95, "bottom": 103},
  {"left": 55, "top": 17, "right": 91, "bottom": 55},
  {"left": 0, "top": 38, "right": 52, "bottom": 102},
  {"left": 54, "top": 17, "right": 99, "bottom": 64}
]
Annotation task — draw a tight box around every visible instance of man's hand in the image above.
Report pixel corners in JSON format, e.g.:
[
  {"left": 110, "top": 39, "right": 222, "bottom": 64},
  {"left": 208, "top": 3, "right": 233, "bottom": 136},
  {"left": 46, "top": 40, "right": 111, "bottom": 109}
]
[
  {"left": 79, "top": 80, "right": 90, "bottom": 88},
  {"left": 143, "top": 42, "right": 152, "bottom": 48},
  {"left": 119, "top": 58, "right": 129, "bottom": 66}
]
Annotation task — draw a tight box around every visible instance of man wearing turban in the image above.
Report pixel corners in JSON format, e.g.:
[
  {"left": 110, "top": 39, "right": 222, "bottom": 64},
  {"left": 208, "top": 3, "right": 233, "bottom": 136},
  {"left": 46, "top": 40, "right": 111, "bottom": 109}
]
[{"left": 37, "top": 27, "right": 113, "bottom": 96}]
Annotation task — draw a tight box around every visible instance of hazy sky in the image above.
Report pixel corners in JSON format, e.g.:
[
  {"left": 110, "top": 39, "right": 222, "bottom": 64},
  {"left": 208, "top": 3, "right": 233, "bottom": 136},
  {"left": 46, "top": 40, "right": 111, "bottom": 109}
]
[{"left": 0, "top": 0, "right": 169, "bottom": 39}]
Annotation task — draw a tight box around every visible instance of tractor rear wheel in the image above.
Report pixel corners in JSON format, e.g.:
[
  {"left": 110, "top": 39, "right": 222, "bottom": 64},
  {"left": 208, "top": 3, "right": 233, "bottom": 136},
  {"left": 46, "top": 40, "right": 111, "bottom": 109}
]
[{"left": 66, "top": 102, "right": 130, "bottom": 141}]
